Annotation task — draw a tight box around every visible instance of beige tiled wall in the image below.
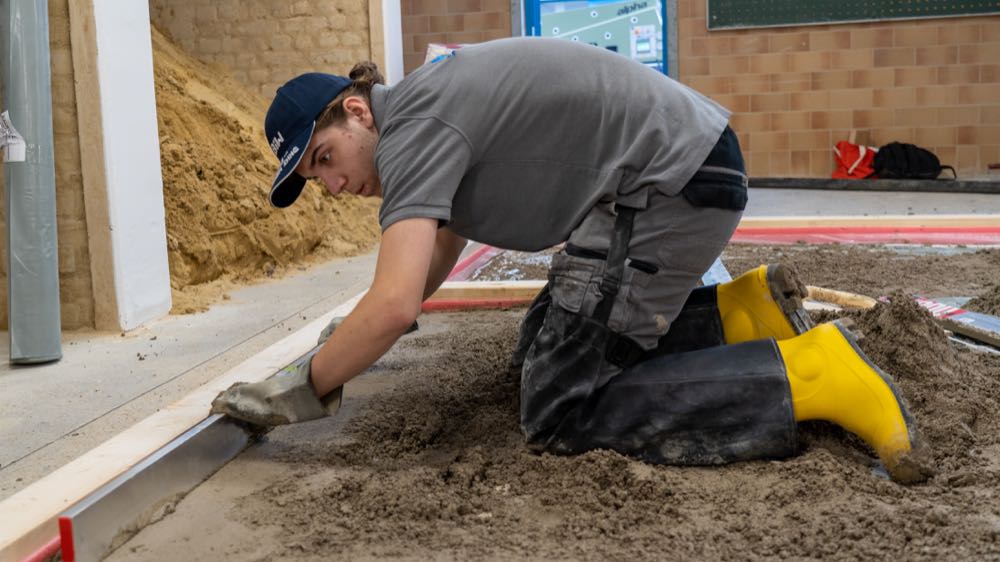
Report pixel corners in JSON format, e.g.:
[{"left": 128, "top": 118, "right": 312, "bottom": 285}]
[
  {"left": 678, "top": 1, "right": 1000, "bottom": 178},
  {"left": 149, "top": 0, "right": 372, "bottom": 99},
  {"left": 0, "top": 0, "right": 94, "bottom": 330},
  {"left": 401, "top": 0, "right": 512, "bottom": 74}
]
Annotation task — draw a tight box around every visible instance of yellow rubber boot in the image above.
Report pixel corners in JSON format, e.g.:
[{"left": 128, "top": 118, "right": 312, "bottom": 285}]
[
  {"left": 778, "top": 321, "right": 930, "bottom": 483},
  {"left": 717, "top": 264, "right": 813, "bottom": 344}
]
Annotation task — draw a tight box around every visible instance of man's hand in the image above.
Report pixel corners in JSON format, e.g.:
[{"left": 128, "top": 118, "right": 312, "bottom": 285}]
[
  {"left": 210, "top": 352, "right": 341, "bottom": 427},
  {"left": 211, "top": 304, "right": 418, "bottom": 427},
  {"left": 212, "top": 215, "right": 436, "bottom": 425}
]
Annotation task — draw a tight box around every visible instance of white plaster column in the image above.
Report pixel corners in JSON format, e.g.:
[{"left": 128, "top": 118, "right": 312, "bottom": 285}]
[
  {"left": 382, "top": 0, "right": 404, "bottom": 85},
  {"left": 69, "top": 1, "right": 171, "bottom": 330}
]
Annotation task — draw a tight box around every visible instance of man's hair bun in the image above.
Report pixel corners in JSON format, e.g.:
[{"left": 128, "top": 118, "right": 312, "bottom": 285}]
[{"left": 348, "top": 61, "right": 384, "bottom": 89}]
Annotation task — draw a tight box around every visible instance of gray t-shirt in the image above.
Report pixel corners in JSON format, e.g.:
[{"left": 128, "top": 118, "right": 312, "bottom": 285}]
[{"left": 370, "top": 37, "right": 729, "bottom": 252}]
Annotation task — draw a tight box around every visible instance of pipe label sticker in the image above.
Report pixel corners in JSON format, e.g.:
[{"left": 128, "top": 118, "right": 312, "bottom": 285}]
[{"left": 1, "top": 111, "right": 27, "bottom": 162}]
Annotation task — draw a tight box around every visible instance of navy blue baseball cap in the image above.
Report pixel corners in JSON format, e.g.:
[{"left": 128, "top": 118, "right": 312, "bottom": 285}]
[{"left": 265, "top": 73, "right": 352, "bottom": 208}]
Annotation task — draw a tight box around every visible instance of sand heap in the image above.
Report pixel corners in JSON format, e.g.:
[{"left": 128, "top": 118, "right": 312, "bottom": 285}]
[
  {"left": 849, "top": 294, "right": 995, "bottom": 476},
  {"left": 151, "top": 27, "right": 380, "bottom": 313}
]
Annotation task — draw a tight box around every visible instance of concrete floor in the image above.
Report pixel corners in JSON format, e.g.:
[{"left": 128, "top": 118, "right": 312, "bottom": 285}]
[
  {"left": 745, "top": 187, "right": 1000, "bottom": 216},
  {"left": 1, "top": 187, "right": 998, "bottom": 501},
  {"left": 0, "top": 252, "right": 379, "bottom": 500}
]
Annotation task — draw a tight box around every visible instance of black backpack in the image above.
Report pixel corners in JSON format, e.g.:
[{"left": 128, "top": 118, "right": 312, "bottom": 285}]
[{"left": 870, "top": 142, "right": 956, "bottom": 180}]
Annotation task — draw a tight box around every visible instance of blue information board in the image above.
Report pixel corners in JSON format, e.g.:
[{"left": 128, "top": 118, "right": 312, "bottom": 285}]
[{"left": 525, "top": 0, "right": 670, "bottom": 74}]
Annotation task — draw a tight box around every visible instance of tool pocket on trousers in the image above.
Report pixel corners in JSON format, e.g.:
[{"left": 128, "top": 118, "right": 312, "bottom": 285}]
[
  {"left": 606, "top": 265, "right": 652, "bottom": 334},
  {"left": 549, "top": 252, "right": 653, "bottom": 336},
  {"left": 548, "top": 253, "right": 600, "bottom": 316}
]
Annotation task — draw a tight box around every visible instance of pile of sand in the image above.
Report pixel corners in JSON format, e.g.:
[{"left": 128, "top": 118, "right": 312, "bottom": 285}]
[
  {"left": 151, "top": 27, "right": 380, "bottom": 314},
  {"left": 848, "top": 294, "right": 993, "bottom": 476}
]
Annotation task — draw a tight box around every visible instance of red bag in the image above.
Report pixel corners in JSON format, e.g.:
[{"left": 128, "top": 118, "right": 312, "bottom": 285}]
[{"left": 832, "top": 140, "right": 877, "bottom": 179}]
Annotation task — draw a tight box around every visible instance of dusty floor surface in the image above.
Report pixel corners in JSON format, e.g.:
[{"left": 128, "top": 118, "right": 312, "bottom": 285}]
[
  {"left": 113, "top": 249, "right": 1000, "bottom": 560},
  {"left": 152, "top": 27, "right": 380, "bottom": 314},
  {"left": 471, "top": 244, "right": 1000, "bottom": 305},
  {"left": 470, "top": 249, "right": 558, "bottom": 282},
  {"left": 722, "top": 244, "right": 1000, "bottom": 302}
]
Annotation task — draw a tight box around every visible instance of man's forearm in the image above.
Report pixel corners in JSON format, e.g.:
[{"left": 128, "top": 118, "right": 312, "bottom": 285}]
[
  {"left": 215, "top": 218, "right": 438, "bottom": 424},
  {"left": 308, "top": 291, "right": 416, "bottom": 396}
]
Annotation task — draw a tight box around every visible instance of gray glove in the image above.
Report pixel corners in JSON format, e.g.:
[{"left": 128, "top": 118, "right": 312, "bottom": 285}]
[
  {"left": 317, "top": 316, "right": 345, "bottom": 346},
  {"left": 211, "top": 315, "right": 417, "bottom": 427},
  {"left": 210, "top": 352, "right": 342, "bottom": 426}
]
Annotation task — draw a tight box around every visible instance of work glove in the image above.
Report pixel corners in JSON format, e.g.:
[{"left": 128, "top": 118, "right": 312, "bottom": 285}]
[
  {"left": 210, "top": 352, "right": 342, "bottom": 426},
  {"left": 210, "top": 316, "right": 417, "bottom": 427},
  {"left": 317, "top": 316, "right": 345, "bottom": 346},
  {"left": 210, "top": 316, "right": 347, "bottom": 427}
]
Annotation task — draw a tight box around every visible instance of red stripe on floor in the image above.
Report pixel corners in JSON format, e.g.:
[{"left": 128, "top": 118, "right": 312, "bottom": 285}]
[{"left": 447, "top": 246, "right": 506, "bottom": 281}]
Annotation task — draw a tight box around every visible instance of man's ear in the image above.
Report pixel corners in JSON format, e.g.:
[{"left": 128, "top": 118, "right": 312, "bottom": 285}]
[{"left": 342, "top": 96, "right": 374, "bottom": 128}]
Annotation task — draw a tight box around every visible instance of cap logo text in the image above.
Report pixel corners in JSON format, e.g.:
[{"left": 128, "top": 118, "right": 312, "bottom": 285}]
[
  {"left": 280, "top": 145, "right": 300, "bottom": 168},
  {"left": 269, "top": 131, "right": 285, "bottom": 155}
]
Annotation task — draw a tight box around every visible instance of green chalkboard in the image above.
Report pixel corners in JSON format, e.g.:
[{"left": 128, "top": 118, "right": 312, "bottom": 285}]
[{"left": 707, "top": 0, "right": 1000, "bottom": 30}]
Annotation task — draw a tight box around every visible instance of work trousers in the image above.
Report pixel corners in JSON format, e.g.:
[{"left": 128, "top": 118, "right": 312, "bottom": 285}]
[{"left": 517, "top": 128, "right": 799, "bottom": 465}]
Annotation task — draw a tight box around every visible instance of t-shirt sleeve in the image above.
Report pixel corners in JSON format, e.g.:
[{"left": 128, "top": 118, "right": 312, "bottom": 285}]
[{"left": 376, "top": 117, "right": 473, "bottom": 231}]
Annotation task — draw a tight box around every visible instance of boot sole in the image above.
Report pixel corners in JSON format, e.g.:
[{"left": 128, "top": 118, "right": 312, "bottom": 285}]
[{"left": 765, "top": 264, "right": 814, "bottom": 335}]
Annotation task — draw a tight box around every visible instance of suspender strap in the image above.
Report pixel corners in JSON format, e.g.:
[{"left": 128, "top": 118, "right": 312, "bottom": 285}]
[{"left": 591, "top": 205, "right": 636, "bottom": 325}]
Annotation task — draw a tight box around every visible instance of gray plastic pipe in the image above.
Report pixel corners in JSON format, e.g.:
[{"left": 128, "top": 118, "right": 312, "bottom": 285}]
[{"left": 1, "top": 0, "right": 62, "bottom": 363}]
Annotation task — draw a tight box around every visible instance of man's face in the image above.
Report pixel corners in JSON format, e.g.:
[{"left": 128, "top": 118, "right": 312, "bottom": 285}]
[{"left": 295, "top": 96, "right": 381, "bottom": 198}]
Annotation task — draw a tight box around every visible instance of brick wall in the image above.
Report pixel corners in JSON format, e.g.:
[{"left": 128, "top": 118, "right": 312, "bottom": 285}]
[
  {"left": 149, "top": 0, "right": 373, "bottom": 99},
  {"left": 0, "top": 0, "right": 94, "bottom": 330},
  {"left": 401, "top": 0, "right": 512, "bottom": 74},
  {"left": 677, "top": 1, "right": 1000, "bottom": 178}
]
